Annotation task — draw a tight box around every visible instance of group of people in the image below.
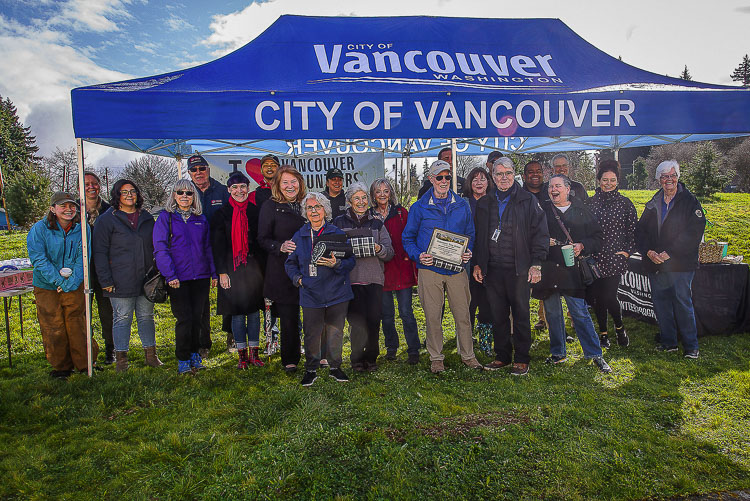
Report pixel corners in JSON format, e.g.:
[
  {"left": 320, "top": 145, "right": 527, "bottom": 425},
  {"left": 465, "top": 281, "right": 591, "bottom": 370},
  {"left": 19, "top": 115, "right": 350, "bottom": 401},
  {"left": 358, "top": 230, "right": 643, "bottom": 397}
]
[{"left": 28, "top": 150, "right": 705, "bottom": 384}]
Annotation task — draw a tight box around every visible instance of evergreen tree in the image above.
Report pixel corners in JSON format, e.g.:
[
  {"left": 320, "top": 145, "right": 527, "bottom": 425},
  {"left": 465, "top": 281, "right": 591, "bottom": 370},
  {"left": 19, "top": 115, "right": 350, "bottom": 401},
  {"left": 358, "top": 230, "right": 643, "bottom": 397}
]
[
  {"left": 680, "top": 65, "right": 692, "bottom": 81},
  {"left": 5, "top": 163, "right": 51, "bottom": 228},
  {"left": 730, "top": 54, "right": 750, "bottom": 87},
  {"left": 626, "top": 157, "right": 649, "bottom": 189},
  {"left": 682, "top": 142, "right": 733, "bottom": 199},
  {"left": 0, "top": 96, "right": 39, "bottom": 175}
]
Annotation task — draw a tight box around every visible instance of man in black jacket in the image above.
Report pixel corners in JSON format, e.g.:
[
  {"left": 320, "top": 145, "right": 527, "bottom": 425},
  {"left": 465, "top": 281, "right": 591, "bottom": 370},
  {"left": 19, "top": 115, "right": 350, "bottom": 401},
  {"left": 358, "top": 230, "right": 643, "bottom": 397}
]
[
  {"left": 254, "top": 154, "right": 278, "bottom": 208},
  {"left": 552, "top": 153, "right": 588, "bottom": 200},
  {"left": 635, "top": 160, "right": 705, "bottom": 358},
  {"left": 473, "top": 157, "right": 549, "bottom": 375},
  {"left": 322, "top": 167, "right": 347, "bottom": 219}
]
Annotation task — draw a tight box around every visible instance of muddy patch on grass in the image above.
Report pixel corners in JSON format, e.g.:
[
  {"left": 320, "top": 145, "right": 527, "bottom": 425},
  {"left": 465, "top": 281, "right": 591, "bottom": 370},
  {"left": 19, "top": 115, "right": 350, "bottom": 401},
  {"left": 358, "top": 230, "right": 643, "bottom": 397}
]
[{"left": 382, "top": 410, "right": 530, "bottom": 443}]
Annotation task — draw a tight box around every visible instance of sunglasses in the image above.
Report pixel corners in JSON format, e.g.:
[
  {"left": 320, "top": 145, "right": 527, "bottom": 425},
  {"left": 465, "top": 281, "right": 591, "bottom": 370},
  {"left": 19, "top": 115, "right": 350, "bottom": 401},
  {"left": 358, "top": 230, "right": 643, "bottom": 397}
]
[
  {"left": 189, "top": 166, "right": 207, "bottom": 172},
  {"left": 435, "top": 175, "right": 452, "bottom": 181},
  {"left": 176, "top": 190, "right": 194, "bottom": 196}
]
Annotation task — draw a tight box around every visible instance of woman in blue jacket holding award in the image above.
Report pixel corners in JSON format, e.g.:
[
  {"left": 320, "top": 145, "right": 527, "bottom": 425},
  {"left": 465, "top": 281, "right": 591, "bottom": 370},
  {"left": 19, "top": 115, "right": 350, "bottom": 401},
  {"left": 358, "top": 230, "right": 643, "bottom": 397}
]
[{"left": 285, "top": 192, "right": 355, "bottom": 387}]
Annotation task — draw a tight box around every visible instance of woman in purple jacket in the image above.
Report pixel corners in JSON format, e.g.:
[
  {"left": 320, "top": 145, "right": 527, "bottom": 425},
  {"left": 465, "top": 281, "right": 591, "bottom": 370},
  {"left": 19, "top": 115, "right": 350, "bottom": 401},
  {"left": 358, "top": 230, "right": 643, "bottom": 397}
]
[{"left": 154, "top": 179, "right": 218, "bottom": 374}]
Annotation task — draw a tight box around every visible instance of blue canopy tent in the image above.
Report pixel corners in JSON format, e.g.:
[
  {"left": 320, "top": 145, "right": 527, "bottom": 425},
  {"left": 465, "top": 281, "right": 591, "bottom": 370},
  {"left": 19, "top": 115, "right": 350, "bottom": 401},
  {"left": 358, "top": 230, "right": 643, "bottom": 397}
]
[{"left": 69, "top": 15, "right": 750, "bottom": 374}]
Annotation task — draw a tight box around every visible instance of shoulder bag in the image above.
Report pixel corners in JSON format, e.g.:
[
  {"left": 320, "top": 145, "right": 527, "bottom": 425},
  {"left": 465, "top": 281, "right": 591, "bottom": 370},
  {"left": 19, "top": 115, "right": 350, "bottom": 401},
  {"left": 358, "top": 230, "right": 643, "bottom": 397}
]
[
  {"left": 551, "top": 208, "right": 601, "bottom": 286},
  {"left": 143, "top": 215, "right": 172, "bottom": 303}
]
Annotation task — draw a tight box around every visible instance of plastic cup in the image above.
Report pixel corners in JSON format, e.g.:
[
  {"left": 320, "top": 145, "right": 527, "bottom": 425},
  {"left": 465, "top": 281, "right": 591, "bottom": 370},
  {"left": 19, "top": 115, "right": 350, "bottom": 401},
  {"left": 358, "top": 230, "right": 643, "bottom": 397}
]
[
  {"left": 719, "top": 242, "right": 728, "bottom": 258},
  {"left": 60, "top": 267, "right": 73, "bottom": 278},
  {"left": 561, "top": 245, "right": 575, "bottom": 267}
]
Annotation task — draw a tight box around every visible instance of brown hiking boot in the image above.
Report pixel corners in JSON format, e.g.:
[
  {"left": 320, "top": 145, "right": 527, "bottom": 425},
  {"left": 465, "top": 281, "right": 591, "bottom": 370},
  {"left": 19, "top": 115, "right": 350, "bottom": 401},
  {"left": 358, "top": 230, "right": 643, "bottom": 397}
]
[
  {"left": 430, "top": 360, "right": 445, "bottom": 373},
  {"left": 115, "top": 351, "right": 128, "bottom": 373},
  {"left": 511, "top": 363, "right": 529, "bottom": 376},
  {"left": 144, "top": 346, "right": 164, "bottom": 367},
  {"left": 463, "top": 357, "right": 484, "bottom": 370},
  {"left": 484, "top": 360, "right": 511, "bottom": 371}
]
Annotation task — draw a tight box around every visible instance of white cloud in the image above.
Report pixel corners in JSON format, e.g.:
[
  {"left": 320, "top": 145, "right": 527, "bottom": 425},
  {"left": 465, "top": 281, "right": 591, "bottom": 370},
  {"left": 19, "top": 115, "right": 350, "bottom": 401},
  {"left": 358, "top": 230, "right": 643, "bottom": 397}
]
[
  {"left": 48, "top": 0, "right": 133, "bottom": 33},
  {"left": 165, "top": 13, "right": 192, "bottom": 32},
  {"left": 133, "top": 41, "right": 158, "bottom": 55}
]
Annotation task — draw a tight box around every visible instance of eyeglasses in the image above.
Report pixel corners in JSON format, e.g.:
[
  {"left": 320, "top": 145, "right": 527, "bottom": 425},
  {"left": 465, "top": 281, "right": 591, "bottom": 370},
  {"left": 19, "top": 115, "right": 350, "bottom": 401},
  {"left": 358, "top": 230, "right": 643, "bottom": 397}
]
[
  {"left": 306, "top": 205, "right": 324, "bottom": 212},
  {"left": 229, "top": 184, "right": 248, "bottom": 190},
  {"left": 189, "top": 166, "right": 207, "bottom": 173},
  {"left": 176, "top": 190, "right": 194, "bottom": 196},
  {"left": 120, "top": 189, "right": 137, "bottom": 196},
  {"left": 660, "top": 174, "right": 678, "bottom": 180},
  {"left": 435, "top": 175, "right": 452, "bottom": 181},
  {"left": 494, "top": 171, "right": 515, "bottom": 179}
]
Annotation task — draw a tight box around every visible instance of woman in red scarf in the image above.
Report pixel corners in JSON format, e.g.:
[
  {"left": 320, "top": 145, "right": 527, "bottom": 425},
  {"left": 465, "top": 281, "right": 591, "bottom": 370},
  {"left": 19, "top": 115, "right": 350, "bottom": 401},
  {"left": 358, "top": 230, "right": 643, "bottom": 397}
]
[{"left": 210, "top": 172, "right": 266, "bottom": 368}]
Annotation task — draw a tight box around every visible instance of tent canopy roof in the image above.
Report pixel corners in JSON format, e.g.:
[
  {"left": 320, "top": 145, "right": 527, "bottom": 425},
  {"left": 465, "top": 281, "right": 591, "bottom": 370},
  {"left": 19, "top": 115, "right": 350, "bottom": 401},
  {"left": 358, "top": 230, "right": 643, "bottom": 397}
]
[{"left": 71, "top": 15, "right": 750, "bottom": 157}]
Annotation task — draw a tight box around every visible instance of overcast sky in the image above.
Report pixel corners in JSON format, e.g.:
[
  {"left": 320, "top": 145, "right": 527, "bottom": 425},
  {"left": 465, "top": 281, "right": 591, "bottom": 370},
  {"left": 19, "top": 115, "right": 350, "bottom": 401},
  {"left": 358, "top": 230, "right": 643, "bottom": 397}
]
[{"left": 1, "top": 0, "right": 748, "bottom": 168}]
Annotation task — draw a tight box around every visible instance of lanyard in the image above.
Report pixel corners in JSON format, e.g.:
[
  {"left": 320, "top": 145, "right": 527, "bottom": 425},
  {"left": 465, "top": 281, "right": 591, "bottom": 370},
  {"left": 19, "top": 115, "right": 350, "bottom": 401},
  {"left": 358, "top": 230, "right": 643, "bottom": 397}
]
[{"left": 310, "top": 223, "right": 326, "bottom": 257}]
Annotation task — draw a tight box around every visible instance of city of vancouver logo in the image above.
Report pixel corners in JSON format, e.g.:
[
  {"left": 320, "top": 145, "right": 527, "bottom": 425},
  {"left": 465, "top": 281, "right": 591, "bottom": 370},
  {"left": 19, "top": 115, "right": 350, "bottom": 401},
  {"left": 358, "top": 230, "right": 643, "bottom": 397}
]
[{"left": 311, "top": 43, "right": 564, "bottom": 89}]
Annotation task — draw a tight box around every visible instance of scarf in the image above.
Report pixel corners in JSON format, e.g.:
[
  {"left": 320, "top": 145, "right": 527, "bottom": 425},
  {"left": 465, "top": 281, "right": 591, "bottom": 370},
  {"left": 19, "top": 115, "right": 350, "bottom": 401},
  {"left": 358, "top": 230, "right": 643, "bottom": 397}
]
[
  {"left": 86, "top": 198, "right": 101, "bottom": 226},
  {"left": 176, "top": 207, "right": 192, "bottom": 222},
  {"left": 229, "top": 197, "right": 249, "bottom": 270}
]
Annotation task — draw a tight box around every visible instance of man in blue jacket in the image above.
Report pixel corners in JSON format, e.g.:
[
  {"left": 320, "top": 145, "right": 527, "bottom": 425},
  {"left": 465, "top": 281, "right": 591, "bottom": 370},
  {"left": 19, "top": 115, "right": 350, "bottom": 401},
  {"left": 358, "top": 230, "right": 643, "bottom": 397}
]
[
  {"left": 402, "top": 160, "right": 482, "bottom": 373},
  {"left": 188, "top": 154, "right": 230, "bottom": 357}
]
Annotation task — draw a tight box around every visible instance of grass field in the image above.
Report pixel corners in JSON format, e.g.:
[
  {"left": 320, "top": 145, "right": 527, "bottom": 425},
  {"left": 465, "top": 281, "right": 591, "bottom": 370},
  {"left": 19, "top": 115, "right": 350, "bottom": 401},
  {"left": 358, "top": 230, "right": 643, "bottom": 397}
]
[{"left": 0, "top": 192, "right": 748, "bottom": 500}]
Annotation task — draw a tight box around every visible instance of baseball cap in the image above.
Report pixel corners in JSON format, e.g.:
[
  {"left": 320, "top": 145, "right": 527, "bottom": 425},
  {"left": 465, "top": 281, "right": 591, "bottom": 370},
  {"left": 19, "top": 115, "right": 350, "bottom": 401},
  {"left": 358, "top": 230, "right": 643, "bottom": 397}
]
[
  {"left": 487, "top": 151, "right": 502, "bottom": 165},
  {"left": 187, "top": 155, "right": 208, "bottom": 169},
  {"left": 51, "top": 191, "right": 78, "bottom": 206},
  {"left": 260, "top": 154, "right": 280, "bottom": 166},
  {"left": 429, "top": 160, "right": 452, "bottom": 177},
  {"left": 326, "top": 168, "right": 344, "bottom": 180}
]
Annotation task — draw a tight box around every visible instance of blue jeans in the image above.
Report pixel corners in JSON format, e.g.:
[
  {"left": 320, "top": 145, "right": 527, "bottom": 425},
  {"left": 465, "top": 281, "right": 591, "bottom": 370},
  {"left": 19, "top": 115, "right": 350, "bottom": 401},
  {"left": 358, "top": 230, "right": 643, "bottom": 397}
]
[
  {"left": 649, "top": 271, "right": 699, "bottom": 351},
  {"left": 382, "top": 288, "right": 420, "bottom": 355},
  {"left": 544, "top": 293, "right": 602, "bottom": 359},
  {"left": 110, "top": 295, "right": 156, "bottom": 352},
  {"left": 232, "top": 311, "right": 261, "bottom": 349}
]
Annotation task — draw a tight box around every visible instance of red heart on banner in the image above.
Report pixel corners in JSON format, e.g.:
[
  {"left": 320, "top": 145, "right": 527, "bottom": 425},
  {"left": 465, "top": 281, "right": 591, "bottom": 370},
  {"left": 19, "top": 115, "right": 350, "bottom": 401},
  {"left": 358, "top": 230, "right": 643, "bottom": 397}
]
[{"left": 245, "top": 158, "right": 264, "bottom": 184}]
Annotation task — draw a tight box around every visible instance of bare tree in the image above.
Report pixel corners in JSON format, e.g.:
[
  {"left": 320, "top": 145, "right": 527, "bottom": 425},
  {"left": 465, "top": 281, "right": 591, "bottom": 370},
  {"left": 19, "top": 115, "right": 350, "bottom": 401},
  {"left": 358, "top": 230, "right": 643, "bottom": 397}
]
[
  {"left": 117, "top": 155, "right": 178, "bottom": 209},
  {"left": 641, "top": 143, "right": 700, "bottom": 188},
  {"left": 455, "top": 155, "right": 484, "bottom": 178},
  {"left": 41, "top": 147, "right": 78, "bottom": 192}
]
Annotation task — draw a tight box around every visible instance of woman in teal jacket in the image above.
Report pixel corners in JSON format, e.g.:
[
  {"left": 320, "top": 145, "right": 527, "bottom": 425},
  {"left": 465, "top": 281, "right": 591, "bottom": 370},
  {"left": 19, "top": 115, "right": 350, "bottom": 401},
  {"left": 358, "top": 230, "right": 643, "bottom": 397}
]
[{"left": 27, "top": 192, "right": 97, "bottom": 379}]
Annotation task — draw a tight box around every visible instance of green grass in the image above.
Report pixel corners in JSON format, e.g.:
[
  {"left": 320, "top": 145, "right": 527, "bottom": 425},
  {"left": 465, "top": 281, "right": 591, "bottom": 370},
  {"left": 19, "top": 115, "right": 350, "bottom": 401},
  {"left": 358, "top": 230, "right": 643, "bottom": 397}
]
[{"left": 0, "top": 192, "right": 749, "bottom": 500}]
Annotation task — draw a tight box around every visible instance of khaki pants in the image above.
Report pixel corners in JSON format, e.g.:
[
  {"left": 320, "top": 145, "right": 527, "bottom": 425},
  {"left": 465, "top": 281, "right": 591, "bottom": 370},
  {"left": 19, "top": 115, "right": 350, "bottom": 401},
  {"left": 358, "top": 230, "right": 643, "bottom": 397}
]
[
  {"left": 417, "top": 269, "right": 475, "bottom": 362},
  {"left": 35, "top": 285, "right": 98, "bottom": 371}
]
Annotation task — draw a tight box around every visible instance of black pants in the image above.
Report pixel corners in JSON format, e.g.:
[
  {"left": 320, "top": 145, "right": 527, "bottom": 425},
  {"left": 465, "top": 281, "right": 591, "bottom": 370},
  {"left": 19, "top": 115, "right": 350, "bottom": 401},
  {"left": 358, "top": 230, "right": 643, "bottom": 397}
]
[
  {"left": 302, "top": 301, "right": 348, "bottom": 372},
  {"left": 469, "top": 271, "right": 492, "bottom": 327},
  {"left": 275, "top": 302, "right": 301, "bottom": 367},
  {"left": 92, "top": 282, "right": 114, "bottom": 358},
  {"left": 348, "top": 284, "right": 383, "bottom": 366},
  {"left": 588, "top": 275, "right": 623, "bottom": 333},
  {"left": 486, "top": 267, "right": 532, "bottom": 364},
  {"left": 169, "top": 278, "right": 209, "bottom": 361}
]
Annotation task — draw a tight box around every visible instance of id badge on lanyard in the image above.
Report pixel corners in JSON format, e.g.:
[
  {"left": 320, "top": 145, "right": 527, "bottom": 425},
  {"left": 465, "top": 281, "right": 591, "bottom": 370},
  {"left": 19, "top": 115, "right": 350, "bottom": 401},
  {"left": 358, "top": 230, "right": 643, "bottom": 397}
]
[{"left": 491, "top": 227, "right": 501, "bottom": 242}]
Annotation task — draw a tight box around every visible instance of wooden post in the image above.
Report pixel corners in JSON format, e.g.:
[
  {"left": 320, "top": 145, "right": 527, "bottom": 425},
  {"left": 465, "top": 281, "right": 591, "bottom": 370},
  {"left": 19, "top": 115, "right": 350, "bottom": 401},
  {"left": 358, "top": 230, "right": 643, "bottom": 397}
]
[
  {"left": 76, "top": 138, "right": 93, "bottom": 377},
  {"left": 451, "top": 138, "right": 457, "bottom": 193}
]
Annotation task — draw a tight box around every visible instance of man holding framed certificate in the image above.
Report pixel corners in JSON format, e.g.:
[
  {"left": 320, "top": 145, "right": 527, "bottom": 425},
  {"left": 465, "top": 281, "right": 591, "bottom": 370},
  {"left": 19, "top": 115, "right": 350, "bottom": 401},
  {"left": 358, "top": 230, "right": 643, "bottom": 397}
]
[{"left": 403, "top": 160, "right": 482, "bottom": 373}]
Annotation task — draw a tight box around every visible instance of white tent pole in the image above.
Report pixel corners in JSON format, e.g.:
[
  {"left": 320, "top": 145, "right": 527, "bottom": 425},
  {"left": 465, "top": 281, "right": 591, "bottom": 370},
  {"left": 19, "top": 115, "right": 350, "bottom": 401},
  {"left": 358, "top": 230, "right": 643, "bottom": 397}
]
[
  {"left": 76, "top": 138, "right": 93, "bottom": 377},
  {"left": 406, "top": 149, "right": 411, "bottom": 207},
  {"left": 175, "top": 154, "right": 183, "bottom": 180},
  {"left": 451, "top": 138, "right": 457, "bottom": 193}
]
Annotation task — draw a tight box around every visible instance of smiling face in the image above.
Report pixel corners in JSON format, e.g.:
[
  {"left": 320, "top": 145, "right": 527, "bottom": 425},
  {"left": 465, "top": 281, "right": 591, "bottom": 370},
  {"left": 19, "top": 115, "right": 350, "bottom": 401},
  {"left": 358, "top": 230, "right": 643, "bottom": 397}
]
[
  {"left": 548, "top": 177, "right": 571, "bottom": 206},
  {"left": 430, "top": 169, "right": 452, "bottom": 198},
  {"left": 280, "top": 172, "right": 300, "bottom": 202},
  {"left": 373, "top": 183, "right": 391, "bottom": 208},
  {"left": 84, "top": 174, "right": 100, "bottom": 201},
  {"left": 493, "top": 164, "right": 515, "bottom": 192},
  {"left": 261, "top": 159, "right": 278, "bottom": 182},
  {"left": 350, "top": 190, "right": 369, "bottom": 216},
  {"left": 659, "top": 167, "right": 679, "bottom": 195},
  {"left": 229, "top": 182, "right": 249, "bottom": 203},
  {"left": 119, "top": 183, "right": 137, "bottom": 211},
  {"left": 52, "top": 202, "right": 77, "bottom": 226},
  {"left": 553, "top": 157, "right": 570, "bottom": 176},
  {"left": 523, "top": 163, "right": 544, "bottom": 190},
  {"left": 175, "top": 188, "right": 194, "bottom": 211},
  {"left": 305, "top": 198, "right": 325, "bottom": 227},
  {"left": 599, "top": 171, "right": 619, "bottom": 192},
  {"left": 438, "top": 149, "right": 452, "bottom": 166},
  {"left": 326, "top": 176, "right": 343, "bottom": 196},
  {"left": 471, "top": 172, "right": 489, "bottom": 197},
  {"left": 189, "top": 163, "right": 210, "bottom": 190}
]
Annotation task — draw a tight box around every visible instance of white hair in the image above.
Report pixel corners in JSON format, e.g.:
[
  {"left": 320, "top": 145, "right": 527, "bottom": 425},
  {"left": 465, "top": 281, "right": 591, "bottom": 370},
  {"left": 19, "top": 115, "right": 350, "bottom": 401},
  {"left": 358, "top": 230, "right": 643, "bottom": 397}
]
[
  {"left": 344, "top": 181, "right": 370, "bottom": 208},
  {"left": 302, "top": 192, "right": 333, "bottom": 222},
  {"left": 493, "top": 156, "right": 515, "bottom": 173},
  {"left": 551, "top": 153, "right": 570, "bottom": 165},
  {"left": 655, "top": 160, "right": 680, "bottom": 180},
  {"left": 166, "top": 178, "right": 203, "bottom": 214}
]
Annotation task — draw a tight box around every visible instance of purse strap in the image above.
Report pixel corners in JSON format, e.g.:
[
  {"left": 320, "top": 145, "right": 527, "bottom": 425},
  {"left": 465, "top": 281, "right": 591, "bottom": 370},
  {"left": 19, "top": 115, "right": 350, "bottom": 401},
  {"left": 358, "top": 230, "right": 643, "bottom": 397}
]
[{"left": 551, "top": 207, "right": 574, "bottom": 245}]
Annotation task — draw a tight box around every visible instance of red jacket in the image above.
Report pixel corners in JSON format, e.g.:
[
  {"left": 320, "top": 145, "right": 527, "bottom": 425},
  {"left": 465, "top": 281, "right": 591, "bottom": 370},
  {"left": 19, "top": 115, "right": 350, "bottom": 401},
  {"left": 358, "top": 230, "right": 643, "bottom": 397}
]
[{"left": 375, "top": 205, "right": 417, "bottom": 292}]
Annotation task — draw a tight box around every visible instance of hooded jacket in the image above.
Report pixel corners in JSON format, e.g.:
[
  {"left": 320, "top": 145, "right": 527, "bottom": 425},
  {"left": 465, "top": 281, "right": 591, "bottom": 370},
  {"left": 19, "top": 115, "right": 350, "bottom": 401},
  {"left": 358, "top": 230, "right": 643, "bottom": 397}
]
[
  {"left": 635, "top": 183, "right": 705, "bottom": 273},
  {"left": 27, "top": 218, "right": 90, "bottom": 292}
]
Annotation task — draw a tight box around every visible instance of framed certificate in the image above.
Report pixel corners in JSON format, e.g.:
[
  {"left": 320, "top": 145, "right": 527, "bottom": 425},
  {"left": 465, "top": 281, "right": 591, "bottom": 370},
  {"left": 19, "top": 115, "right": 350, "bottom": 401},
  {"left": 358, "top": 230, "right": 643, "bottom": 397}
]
[{"left": 427, "top": 228, "right": 469, "bottom": 266}]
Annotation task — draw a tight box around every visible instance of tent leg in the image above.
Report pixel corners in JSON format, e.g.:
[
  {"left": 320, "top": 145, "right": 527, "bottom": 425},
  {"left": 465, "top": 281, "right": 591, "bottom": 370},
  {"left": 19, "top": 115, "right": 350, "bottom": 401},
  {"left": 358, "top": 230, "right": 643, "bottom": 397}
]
[
  {"left": 76, "top": 138, "right": 93, "bottom": 378},
  {"left": 176, "top": 154, "right": 183, "bottom": 180},
  {"left": 451, "top": 138, "right": 457, "bottom": 193},
  {"left": 406, "top": 151, "right": 411, "bottom": 207}
]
